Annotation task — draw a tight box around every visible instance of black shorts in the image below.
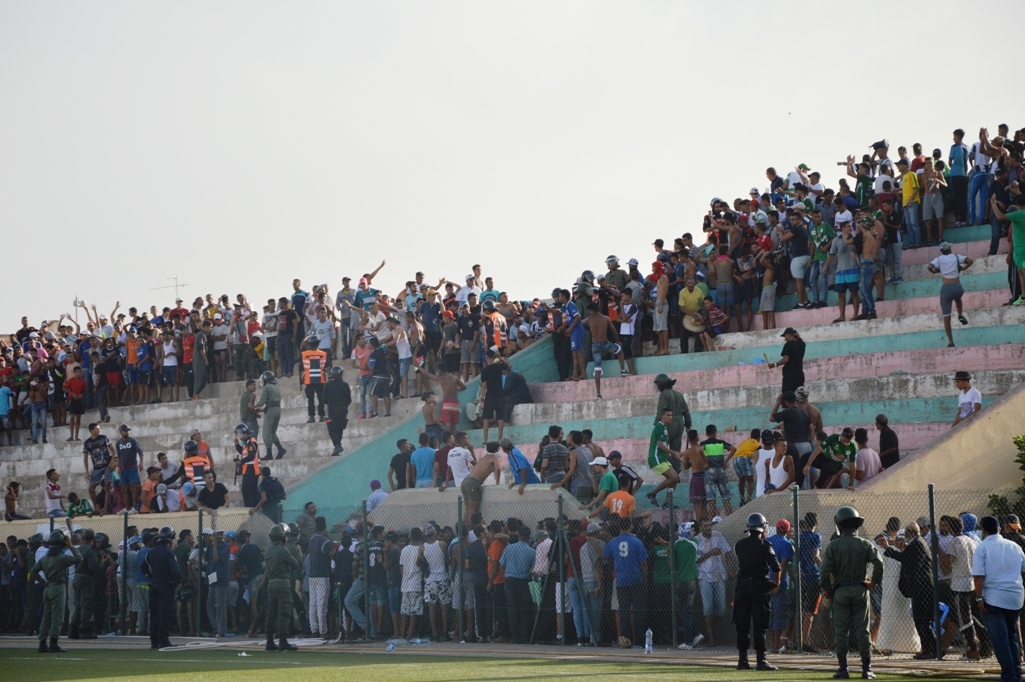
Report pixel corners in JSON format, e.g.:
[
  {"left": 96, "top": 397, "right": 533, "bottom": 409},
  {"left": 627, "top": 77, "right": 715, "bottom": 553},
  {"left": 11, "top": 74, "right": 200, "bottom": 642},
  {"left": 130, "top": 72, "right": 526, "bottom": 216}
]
[
  {"left": 68, "top": 399, "right": 85, "bottom": 415},
  {"left": 425, "top": 332, "right": 442, "bottom": 352},
  {"left": 371, "top": 377, "right": 392, "bottom": 397},
  {"left": 619, "top": 334, "right": 633, "bottom": 360},
  {"left": 737, "top": 278, "right": 756, "bottom": 302},
  {"left": 482, "top": 399, "right": 505, "bottom": 421},
  {"left": 501, "top": 402, "right": 516, "bottom": 424},
  {"left": 816, "top": 459, "right": 843, "bottom": 486},
  {"left": 443, "top": 353, "right": 461, "bottom": 373},
  {"left": 801, "top": 577, "right": 821, "bottom": 614}
]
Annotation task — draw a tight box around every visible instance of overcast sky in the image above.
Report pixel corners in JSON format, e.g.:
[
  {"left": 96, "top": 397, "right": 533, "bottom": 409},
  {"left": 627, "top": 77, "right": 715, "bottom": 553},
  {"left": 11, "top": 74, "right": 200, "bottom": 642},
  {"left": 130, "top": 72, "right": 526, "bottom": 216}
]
[{"left": 2, "top": 1, "right": 1021, "bottom": 331}]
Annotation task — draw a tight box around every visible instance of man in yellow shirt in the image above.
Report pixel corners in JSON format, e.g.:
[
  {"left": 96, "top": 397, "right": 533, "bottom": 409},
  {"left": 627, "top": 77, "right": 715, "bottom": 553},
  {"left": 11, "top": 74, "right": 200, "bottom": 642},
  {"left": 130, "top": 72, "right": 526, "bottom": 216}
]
[
  {"left": 898, "top": 157, "right": 923, "bottom": 249},
  {"left": 678, "top": 276, "right": 705, "bottom": 354},
  {"left": 732, "top": 428, "right": 761, "bottom": 505}
]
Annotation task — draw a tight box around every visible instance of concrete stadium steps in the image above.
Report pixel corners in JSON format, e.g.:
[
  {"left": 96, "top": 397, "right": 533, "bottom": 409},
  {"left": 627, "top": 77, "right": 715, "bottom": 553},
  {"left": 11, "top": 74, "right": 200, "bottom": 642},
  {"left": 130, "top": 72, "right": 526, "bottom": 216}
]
[
  {"left": 513, "top": 370, "right": 1023, "bottom": 424},
  {"left": 747, "top": 288, "right": 1010, "bottom": 332},
  {"left": 536, "top": 344, "right": 1025, "bottom": 404},
  {"left": 470, "top": 396, "right": 989, "bottom": 455},
  {"left": 898, "top": 237, "right": 1005, "bottom": 266},
  {"left": 627, "top": 322, "right": 1025, "bottom": 376},
  {"left": 900, "top": 253, "right": 1006, "bottom": 280},
  {"left": 716, "top": 302, "right": 1025, "bottom": 350}
]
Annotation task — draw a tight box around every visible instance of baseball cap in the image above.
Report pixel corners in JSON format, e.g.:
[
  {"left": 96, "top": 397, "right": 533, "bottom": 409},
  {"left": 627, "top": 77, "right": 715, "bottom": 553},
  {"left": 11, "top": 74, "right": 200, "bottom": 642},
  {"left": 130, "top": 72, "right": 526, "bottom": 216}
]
[
  {"left": 175, "top": 297, "right": 183, "bottom": 303},
  {"left": 780, "top": 327, "right": 797, "bottom": 337},
  {"left": 797, "top": 163, "right": 810, "bottom": 170},
  {"left": 776, "top": 519, "right": 791, "bottom": 534},
  {"left": 224, "top": 530, "right": 236, "bottom": 539},
  {"left": 119, "top": 424, "right": 131, "bottom": 432},
  {"left": 587, "top": 523, "right": 601, "bottom": 534},
  {"left": 608, "top": 450, "right": 622, "bottom": 460},
  {"left": 156, "top": 484, "right": 167, "bottom": 494},
  {"left": 627, "top": 258, "right": 639, "bottom": 267},
  {"left": 182, "top": 482, "right": 195, "bottom": 495},
  {"left": 938, "top": 241, "right": 953, "bottom": 253},
  {"left": 1006, "top": 514, "right": 1021, "bottom": 525},
  {"left": 213, "top": 313, "right": 222, "bottom": 320},
  {"left": 749, "top": 187, "right": 760, "bottom": 195},
  {"left": 202, "top": 527, "right": 214, "bottom": 536},
  {"left": 128, "top": 535, "right": 142, "bottom": 545},
  {"left": 589, "top": 457, "right": 609, "bottom": 467},
  {"left": 465, "top": 274, "right": 475, "bottom": 281},
  {"left": 359, "top": 277, "right": 368, "bottom": 284},
  {"left": 895, "top": 157, "right": 908, "bottom": 166},
  {"left": 499, "top": 438, "right": 514, "bottom": 449},
  {"left": 28, "top": 331, "right": 39, "bottom": 338}
]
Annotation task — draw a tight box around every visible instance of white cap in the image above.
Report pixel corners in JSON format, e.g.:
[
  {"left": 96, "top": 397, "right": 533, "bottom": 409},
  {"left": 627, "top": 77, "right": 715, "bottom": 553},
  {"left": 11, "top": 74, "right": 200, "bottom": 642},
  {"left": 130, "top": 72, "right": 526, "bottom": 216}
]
[
  {"left": 202, "top": 527, "right": 214, "bottom": 536},
  {"left": 465, "top": 274, "right": 475, "bottom": 280},
  {"left": 589, "top": 457, "right": 609, "bottom": 467},
  {"left": 711, "top": 516, "right": 723, "bottom": 524},
  {"left": 627, "top": 258, "right": 639, "bottom": 267},
  {"left": 750, "top": 187, "right": 760, "bottom": 194}
]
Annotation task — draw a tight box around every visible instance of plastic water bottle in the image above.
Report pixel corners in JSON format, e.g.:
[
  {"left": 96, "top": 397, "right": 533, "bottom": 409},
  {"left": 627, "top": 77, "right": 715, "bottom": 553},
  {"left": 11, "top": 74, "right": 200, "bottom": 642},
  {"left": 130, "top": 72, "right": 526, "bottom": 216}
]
[
  {"left": 644, "top": 628, "right": 653, "bottom": 654},
  {"left": 386, "top": 643, "right": 396, "bottom": 653}
]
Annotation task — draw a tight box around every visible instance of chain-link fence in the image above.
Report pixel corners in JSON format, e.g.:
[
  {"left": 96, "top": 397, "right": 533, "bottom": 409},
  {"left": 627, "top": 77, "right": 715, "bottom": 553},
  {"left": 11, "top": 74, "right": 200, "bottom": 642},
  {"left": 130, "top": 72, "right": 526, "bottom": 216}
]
[{"left": 1, "top": 484, "right": 1014, "bottom": 663}]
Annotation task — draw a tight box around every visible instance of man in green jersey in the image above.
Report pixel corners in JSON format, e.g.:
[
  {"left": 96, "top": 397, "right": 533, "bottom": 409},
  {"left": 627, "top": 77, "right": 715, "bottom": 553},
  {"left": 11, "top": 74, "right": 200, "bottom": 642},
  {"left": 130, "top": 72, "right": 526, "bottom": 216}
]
[
  {"left": 645, "top": 408, "right": 680, "bottom": 507},
  {"left": 812, "top": 427, "right": 857, "bottom": 489}
]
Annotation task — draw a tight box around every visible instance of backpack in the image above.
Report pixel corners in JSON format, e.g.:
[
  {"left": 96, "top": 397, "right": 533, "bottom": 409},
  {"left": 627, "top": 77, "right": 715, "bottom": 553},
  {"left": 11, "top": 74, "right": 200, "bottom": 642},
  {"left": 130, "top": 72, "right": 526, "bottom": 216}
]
[{"left": 263, "top": 476, "right": 285, "bottom": 502}]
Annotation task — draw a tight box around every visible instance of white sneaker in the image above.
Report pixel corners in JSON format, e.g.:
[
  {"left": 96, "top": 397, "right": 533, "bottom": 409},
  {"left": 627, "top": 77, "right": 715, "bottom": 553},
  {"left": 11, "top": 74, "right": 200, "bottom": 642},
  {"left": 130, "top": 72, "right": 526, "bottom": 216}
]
[
  {"left": 678, "top": 643, "right": 693, "bottom": 650},
  {"left": 692, "top": 634, "right": 705, "bottom": 647}
]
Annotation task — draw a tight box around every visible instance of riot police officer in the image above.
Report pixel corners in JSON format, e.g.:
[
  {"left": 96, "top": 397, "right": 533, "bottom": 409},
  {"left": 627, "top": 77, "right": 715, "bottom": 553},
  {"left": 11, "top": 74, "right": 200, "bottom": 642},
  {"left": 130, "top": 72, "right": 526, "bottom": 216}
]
[
  {"left": 819, "top": 506, "right": 883, "bottom": 679},
  {"left": 29, "top": 531, "right": 81, "bottom": 653},
  {"left": 285, "top": 522, "right": 304, "bottom": 635},
  {"left": 261, "top": 524, "right": 300, "bottom": 651},
  {"left": 653, "top": 373, "right": 691, "bottom": 455},
  {"left": 323, "top": 365, "right": 352, "bottom": 457},
  {"left": 142, "top": 526, "right": 181, "bottom": 649},
  {"left": 733, "top": 513, "right": 780, "bottom": 671},
  {"left": 234, "top": 423, "right": 262, "bottom": 507},
  {"left": 256, "top": 371, "right": 286, "bottom": 460}
]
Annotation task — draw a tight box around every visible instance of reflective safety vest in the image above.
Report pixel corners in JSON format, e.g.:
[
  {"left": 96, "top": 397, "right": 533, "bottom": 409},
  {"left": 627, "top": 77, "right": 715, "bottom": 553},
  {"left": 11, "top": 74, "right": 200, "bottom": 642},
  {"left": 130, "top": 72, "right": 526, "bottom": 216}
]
[
  {"left": 301, "top": 349, "right": 328, "bottom": 385},
  {"left": 483, "top": 311, "right": 507, "bottom": 349},
  {"left": 183, "top": 455, "right": 211, "bottom": 484},
  {"left": 239, "top": 441, "right": 261, "bottom": 477}
]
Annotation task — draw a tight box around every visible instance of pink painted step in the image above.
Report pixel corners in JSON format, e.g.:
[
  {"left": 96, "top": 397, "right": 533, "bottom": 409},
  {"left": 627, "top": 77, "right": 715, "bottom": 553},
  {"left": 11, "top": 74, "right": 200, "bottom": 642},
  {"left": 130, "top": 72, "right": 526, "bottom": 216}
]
[
  {"left": 529, "top": 344, "right": 1025, "bottom": 404},
  {"left": 592, "top": 422, "right": 949, "bottom": 467},
  {"left": 900, "top": 238, "right": 1006, "bottom": 266},
  {"left": 748, "top": 288, "right": 1010, "bottom": 331}
]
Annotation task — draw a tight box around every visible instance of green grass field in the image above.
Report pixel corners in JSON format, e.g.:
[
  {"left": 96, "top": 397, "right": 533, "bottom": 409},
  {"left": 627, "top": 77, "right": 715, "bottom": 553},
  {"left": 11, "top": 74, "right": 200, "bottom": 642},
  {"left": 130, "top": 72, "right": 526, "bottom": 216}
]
[{"left": 0, "top": 648, "right": 982, "bottom": 682}]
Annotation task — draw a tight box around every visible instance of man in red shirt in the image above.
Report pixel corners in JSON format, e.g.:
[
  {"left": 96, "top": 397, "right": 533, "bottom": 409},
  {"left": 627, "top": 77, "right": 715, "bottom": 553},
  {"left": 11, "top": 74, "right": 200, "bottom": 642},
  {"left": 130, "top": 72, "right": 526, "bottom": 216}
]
[{"left": 64, "top": 366, "right": 87, "bottom": 441}]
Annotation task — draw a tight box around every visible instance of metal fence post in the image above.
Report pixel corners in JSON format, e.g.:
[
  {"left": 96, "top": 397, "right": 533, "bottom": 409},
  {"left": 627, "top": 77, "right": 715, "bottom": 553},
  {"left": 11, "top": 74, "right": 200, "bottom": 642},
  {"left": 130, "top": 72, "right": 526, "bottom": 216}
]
[
  {"left": 121, "top": 511, "right": 129, "bottom": 635},
  {"left": 667, "top": 489, "right": 678, "bottom": 650},
  {"left": 197, "top": 508, "right": 204, "bottom": 637},
  {"left": 457, "top": 495, "right": 465, "bottom": 643},
  {"left": 928, "top": 483, "right": 941, "bottom": 660},
  {"left": 792, "top": 484, "right": 802, "bottom": 654},
  {"left": 557, "top": 493, "right": 565, "bottom": 646},
  {"left": 362, "top": 499, "right": 371, "bottom": 638}
]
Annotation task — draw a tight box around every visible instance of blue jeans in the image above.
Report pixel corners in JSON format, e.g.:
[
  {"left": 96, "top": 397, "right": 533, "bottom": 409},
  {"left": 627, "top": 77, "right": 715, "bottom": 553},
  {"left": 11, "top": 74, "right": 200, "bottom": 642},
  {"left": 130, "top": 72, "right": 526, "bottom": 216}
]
[
  {"left": 30, "top": 403, "right": 47, "bottom": 442},
  {"left": 885, "top": 242, "right": 904, "bottom": 281},
  {"left": 968, "top": 171, "right": 990, "bottom": 225},
  {"left": 990, "top": 214, "right": 1006, "bottom": 256},
  {"left": 859, "top": 261, "right": 876, "bottom": 315},
  {"left": 583, "top": 580, "right": 602, "bottom": 644},
  {"left": 903, "top": 203, "right": 922, "bottom": 247},
  {"left": 278, "top": 336, "right": 295, "bottom": 375},
  {"left": 566, "top": 577, "right": 589, "bottom": 640},
  {"left": 358, "top": 375, "right": 372, "bottom": 416},
  {"left": 345, "top": 579, "right": 374, "bottom": 636},
  {"left": 809, "top": 260, "right": 829, "bottom": 304},
  {"left": 983, "top": 604, "right": 1022, "bottom": 682},
  {"left": 677, "top": 579, "right": 699, "bottom": 643}
]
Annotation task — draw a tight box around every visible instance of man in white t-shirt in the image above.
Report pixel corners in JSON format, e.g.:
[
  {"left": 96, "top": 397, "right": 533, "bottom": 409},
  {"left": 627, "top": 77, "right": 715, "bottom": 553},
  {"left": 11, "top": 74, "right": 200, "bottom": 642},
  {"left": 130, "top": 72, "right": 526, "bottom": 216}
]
[
  {"left": 953, "top": 371, "right": 982, "bottom": 427},
  {"left": 754, "top": 431, "right": 774, "bottom": 498},
  {"left": 447, "top": 433, "right": 476, "bottom": 487},
  {"left": 456, "top": 275, "right": 482, "bottom": 305}
]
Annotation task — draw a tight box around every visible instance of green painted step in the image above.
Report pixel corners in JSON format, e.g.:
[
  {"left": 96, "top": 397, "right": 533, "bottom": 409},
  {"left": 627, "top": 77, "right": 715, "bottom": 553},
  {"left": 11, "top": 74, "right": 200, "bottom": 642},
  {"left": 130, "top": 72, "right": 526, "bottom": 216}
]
[
  {"left": 772, "top": 271, "right": 1006, "bottom": 311},
  {"left": 629, "top": 323, "right": 1025, "bottom": 376},
  {"left": 943, "top": 224, "right": 994, "bottom": 243}
]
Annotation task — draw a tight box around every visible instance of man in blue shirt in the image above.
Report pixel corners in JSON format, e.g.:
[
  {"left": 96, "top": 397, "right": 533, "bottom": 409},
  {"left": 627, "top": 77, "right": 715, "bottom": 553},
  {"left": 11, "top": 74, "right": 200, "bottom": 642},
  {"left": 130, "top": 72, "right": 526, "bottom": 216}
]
[
  {"left": 799, "top": 514, "right": 822, "bottom": 652},
  {"left": 556, "top": 289, "right": 584, "bottom": 382},
  {"left": 407, "top": 433, "right": 436, "bottom": 488},
  {"left": 500, "top": 526, "right": 537, "bottom": 644},
  {"left": 603, "top": 517, "right": 648, "bottom": 647},
  {"left": 973, "top": 515, "right": 1025, "bottom": 682},
  {"left": 501, "top": 438, "right": 540, "bottom": 494},
  {"left": 0, "top": 381, "right": 14, "bottom": 446},
  {"left": 203, "top": 528, "right": 230, "bottom": 637},
  {"left": 766, "top": 519, "right": 794, "bottom": 652},
  {"left": 115, "top": 424, "right": 144, "bottom": 512}
]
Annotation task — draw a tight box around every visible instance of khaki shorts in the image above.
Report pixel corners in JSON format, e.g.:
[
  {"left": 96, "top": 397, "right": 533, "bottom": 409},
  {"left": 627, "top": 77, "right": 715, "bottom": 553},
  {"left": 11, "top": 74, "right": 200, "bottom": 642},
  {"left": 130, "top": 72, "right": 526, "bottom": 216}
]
[{"left": 460, "top": 476, "right": 483, "bottom": 504}]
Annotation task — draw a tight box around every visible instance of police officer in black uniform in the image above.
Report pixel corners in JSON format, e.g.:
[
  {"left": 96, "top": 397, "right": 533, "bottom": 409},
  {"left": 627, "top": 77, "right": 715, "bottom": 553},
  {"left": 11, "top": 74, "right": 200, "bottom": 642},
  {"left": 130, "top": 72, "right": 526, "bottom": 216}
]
[
  {"left": 323, "top": 365, "right": 352, "bottom": 457},
  {"left": 733, "top": 512, "right": 781, "bottom": 671},
  {"left": 142, "top": 526, "right": 181, "bottom": 649}
]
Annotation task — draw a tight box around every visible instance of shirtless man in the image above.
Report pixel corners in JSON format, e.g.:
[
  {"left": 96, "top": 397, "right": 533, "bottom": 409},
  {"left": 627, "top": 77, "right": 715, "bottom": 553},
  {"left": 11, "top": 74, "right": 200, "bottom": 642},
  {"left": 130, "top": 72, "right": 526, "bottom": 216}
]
[
  {"left": 755, "top": 246, "right": 777, "bottom": 331},
  {"left": 581, "top": 430, "right": 605, "bottom": 461},
  {"left": 921, "top": 158, "right": 948, "bottom": 245},
  {"left": 582, "top": 303, "right": 626, "bottom": 399},
  {"left": 680, "top": 429, "right": 708, "bottom": 521},
  {"left": 460, "top": 445, "right": 501, "bottom": 527},
  {"left": 416, "top": 365, "right": 465, "bottom": 433},
  {"left": 420, "top": 391, "right": 442, "bottom": 442},
  {"left": 853, "top": 215, "right": 881, "bottom": 321}
]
